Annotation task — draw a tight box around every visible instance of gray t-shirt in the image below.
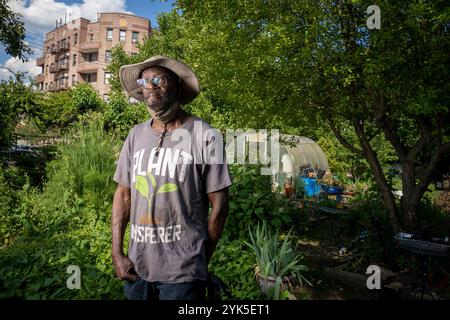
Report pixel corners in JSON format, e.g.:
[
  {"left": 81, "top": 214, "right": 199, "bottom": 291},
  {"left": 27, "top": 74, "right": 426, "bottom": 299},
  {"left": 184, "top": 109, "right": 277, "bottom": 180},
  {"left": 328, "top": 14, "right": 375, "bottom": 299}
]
[{"left": 113, "top": 115, "right": 232, "bottom": 283}]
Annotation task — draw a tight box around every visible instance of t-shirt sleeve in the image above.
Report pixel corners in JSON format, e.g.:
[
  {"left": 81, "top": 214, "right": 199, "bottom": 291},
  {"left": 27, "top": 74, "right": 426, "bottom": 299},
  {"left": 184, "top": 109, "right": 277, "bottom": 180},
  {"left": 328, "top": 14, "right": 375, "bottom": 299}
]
[
  {"left": 204, "top": 163, "right": 233, "bottom": 194},
  {"left": 203, "top": 134, "right": 233, "bottom": 194},
  {"left": 113, "top": 133, "right": 132, "bottom": 188}
]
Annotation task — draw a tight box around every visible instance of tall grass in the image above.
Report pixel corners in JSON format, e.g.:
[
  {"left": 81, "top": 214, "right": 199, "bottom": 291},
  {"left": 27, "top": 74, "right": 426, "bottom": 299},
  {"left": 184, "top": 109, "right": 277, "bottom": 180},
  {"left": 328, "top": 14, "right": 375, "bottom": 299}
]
[
  {"left": 44, "top": 114, "right": 118, "bottom": 210},
  {"left": 0, "top": 114, "right": 126, "bottom": 299}
]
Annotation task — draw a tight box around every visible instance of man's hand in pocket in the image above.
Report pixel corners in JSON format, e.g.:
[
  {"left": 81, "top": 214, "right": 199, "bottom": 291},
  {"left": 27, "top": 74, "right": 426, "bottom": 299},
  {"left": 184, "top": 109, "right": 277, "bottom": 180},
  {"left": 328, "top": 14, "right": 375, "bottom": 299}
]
[{"left": 112, "top": 253, "right": 138, "bottom": 281}]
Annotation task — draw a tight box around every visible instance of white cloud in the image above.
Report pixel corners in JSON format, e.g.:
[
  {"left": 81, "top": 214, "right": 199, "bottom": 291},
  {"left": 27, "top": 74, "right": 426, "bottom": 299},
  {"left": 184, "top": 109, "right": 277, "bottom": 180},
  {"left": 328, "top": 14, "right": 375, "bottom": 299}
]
[
  {"left": 2, "top": 0, "right": 131, "bottom": 81},
  {"left": 7, "top": 0, "right": 131, "bottom": 34},
  {"left": 80, "top": 0, "right": 131, "bottom": 20},
  {"left": 0, "top": 57, "right": 41, "bottom": 82}
]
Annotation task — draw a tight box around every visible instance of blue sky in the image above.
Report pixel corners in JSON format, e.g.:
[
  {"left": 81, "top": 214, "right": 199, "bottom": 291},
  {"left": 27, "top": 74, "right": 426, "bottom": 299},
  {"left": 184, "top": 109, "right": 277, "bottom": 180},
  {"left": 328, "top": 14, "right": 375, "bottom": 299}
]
[{"left": 1, "top": 0, "right": 176, "bottom": 80}]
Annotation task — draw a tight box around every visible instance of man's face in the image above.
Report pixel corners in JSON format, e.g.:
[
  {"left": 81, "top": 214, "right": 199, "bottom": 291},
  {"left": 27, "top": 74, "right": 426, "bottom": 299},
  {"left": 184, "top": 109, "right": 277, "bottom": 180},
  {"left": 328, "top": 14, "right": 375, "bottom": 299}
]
[{"left": 141, "top": 66, "right": 179, "bottom": 111}]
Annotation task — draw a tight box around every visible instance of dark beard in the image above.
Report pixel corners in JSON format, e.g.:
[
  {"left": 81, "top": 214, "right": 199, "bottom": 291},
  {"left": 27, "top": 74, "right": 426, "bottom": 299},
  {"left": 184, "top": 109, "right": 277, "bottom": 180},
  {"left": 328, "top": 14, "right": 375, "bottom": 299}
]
[{"left": 144, "top": 88, "right": 178, "bottom": 111}]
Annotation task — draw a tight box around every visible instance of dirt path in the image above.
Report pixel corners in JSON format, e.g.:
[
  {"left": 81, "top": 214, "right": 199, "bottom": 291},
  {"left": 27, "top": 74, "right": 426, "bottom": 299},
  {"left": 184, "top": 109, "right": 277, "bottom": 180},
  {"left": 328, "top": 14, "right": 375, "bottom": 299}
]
[{"left": 293, "top": 214, "right": 378, "bottom": 300}]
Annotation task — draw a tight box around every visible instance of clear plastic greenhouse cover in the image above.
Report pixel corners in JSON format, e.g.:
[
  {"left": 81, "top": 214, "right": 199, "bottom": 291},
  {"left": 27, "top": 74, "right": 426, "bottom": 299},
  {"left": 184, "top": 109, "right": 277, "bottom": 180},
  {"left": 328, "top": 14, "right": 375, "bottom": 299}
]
[
  {"left": 225, "top": 132, "right": 329, "bottom": 177},
  {"left": 279, "top": 134, "right": 329, "bottom": 176}
]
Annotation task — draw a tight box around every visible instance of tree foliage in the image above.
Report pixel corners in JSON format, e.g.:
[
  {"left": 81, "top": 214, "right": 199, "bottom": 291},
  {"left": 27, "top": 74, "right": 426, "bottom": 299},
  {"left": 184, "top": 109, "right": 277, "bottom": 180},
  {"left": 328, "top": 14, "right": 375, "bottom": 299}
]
[
  {"left": 155, "top": 0, "right": 449, "bottom": 232},
  {"left": 0, "top": 74, "right": 40, "bottom": 148},
  {"left": 71, "top": 83, "right": 103, "bottom": 114},
  {"left": 107, "top": 1, "right": 450, "bottom": 232},
  {"left": 0, "top": 0, "right": 32, "bottom": 61}
]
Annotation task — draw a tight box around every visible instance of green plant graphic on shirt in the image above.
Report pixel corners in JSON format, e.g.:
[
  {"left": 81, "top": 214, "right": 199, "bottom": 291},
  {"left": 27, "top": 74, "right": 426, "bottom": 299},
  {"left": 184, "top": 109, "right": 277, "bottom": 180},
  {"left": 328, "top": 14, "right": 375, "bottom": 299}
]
[{"left": 135, "top": 172, "right": 178, "bottom": 218}]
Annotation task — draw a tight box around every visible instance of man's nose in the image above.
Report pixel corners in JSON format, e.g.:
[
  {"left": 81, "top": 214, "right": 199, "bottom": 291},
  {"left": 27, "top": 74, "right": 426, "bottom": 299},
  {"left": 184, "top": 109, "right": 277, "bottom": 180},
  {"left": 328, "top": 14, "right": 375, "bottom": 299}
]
[{"left": 146, "top": 80, "right": 159, "bottom": 90}]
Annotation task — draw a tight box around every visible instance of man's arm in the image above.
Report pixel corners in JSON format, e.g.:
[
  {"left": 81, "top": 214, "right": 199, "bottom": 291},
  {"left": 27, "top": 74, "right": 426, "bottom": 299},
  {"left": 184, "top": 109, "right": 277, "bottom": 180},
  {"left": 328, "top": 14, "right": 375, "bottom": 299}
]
[
  {"left": 205, "top": 188, "right": 229, "bottom": 265},
  {"left": 111, "top": 184, "right": 137, "bottom": 281}
]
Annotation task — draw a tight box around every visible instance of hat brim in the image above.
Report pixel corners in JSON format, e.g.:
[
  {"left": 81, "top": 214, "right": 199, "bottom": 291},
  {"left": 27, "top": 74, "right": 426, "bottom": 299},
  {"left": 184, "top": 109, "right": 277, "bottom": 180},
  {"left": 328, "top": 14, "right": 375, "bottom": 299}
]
[{"left": 119, "top": 56, "right": 200, "bottom": 105}]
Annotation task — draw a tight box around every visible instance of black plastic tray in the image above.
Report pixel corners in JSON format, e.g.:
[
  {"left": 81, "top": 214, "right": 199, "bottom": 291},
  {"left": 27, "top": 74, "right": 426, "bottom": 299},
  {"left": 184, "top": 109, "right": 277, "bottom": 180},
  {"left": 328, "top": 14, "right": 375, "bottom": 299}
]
[{"left": 394, "top": 234, "right": 450, "bottom": 257}]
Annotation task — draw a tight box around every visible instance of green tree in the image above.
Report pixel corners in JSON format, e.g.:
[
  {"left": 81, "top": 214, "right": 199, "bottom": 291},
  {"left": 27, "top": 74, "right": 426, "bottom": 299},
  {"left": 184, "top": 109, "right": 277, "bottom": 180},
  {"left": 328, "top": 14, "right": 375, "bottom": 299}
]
[
  {"left": 103, "top": 91, "right": 148, "bottom": 140},
  {"left": 71, "top": 83, "right": 103, "bottom": 113},
  {"left": 109, "top": 1, "right": 449, "bottom": 232},
  {"left": 300, "top": 0, "right": 450, "bottom": 232},
  {"left": 0, "top": 73, "right": 40, "bottom": 148},
  {"left": 0, "top": 0, "right": 32, "bottom": 61},
  {"left": 171, "top": 0, "right": 449, "bottom": 232}
]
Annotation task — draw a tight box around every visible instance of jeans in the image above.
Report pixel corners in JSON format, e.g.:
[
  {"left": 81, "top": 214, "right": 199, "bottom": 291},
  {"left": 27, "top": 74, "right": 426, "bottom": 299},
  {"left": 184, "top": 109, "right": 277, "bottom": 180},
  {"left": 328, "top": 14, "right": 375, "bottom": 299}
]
[{"left": 124, "top": 276, "right": 206, "bottom": 301}]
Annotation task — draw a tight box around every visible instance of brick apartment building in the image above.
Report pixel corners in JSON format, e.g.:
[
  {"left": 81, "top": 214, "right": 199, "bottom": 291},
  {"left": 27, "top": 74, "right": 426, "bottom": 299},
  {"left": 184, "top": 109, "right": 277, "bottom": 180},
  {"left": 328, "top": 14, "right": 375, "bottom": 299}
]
[{"left": 35, "top": 12, "right": 151, "bottom": 101}]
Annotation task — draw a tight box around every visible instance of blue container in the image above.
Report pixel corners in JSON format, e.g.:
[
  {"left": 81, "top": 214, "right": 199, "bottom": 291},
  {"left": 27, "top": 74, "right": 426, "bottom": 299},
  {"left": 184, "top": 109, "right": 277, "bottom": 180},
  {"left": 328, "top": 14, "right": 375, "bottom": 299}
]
[
  {"left": 301, "top": 177, "right": 321, "bottom": 197},
  {"left": 320, "top": 184, "right": 344, "bottom": 194},
  {"left": 320, "top": 184, "right": 344, "bottom": 202}
]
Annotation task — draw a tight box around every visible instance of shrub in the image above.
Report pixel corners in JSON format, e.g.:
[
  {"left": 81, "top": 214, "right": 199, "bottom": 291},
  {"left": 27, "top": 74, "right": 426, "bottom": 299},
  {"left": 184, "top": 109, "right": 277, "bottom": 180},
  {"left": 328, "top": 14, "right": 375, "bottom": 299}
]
[
  {"left": 0, "top": 167, "right": 22, "bottom": 246},
  {"left": 71, "top": 83, "right": 104, "bottom": 114},
  {"left": 224, "top": 164, "right": 298, "bottom": 240},
  {"left": 0, "top": 115, "right": 127, "bottom": 299},
  {"left": 208, "top": 239, "right": 262, "bottom": 300},
  {"left": 103, "top": 92, "right": 148, "bottom": 140}
]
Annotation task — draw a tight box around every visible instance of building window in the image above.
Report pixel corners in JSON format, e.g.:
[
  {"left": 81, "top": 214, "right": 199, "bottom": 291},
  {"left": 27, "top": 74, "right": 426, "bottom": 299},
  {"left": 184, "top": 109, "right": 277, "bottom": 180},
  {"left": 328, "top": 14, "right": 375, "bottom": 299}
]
[
  {"left": 105, "top": 50, "right": 112, "bottom": 63},
  {"left": 71, "top": 74, "right": 76, "bottom": 86},
  {"left": 104, "top": 72, "right": 111, "bottom": 84},
  {"left": 59, "top": 57, "right": 67, "bottom": 68},
  {"left": 86, "top": 73, "right": 96, "bottom": 83},
  {"left": 73, "top": 33, "right": 78, "bottom": 44},
  {"left": 90, "top": 33, "right": 94, "bottom": 41},
  {"left": 45, "top": 83, "right": 47, "bottom": 90},
  {"left": 85, "top": 52, "right": 97, "bottom": 62},
  {"left": 106, "top": 29, "right": 113, "bottom": 41},
  {"left": 72, "top": 54, "right": 77, "bottom": 66},
  {"left": 132, "top": 31, "right": 139, "bottom": 44},
  {"left": 103, "top": 94, "right": 109, "bottom": 102},
  {"left": 119, "top": 30, "right": 126, "bottom": 42}
]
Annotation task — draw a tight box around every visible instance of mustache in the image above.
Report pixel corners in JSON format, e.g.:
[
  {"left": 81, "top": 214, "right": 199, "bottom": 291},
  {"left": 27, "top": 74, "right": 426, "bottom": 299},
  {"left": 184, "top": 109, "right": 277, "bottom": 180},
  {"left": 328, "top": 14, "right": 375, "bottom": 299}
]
[{"left": 144, "top": 89, "right": 164, "bottom": 97}]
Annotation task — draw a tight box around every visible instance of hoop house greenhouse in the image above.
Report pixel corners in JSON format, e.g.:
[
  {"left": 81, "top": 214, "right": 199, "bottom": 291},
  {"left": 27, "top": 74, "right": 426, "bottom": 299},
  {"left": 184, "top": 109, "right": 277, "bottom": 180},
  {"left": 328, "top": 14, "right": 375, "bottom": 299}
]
[{"left": 225, "top": 132, "right": 329, "bottom": 195}]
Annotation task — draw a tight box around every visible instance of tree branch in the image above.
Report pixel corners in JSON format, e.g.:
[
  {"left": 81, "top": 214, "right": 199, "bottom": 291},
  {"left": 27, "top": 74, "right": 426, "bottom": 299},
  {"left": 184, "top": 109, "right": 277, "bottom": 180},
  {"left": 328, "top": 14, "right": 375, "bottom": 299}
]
[
  {"left": 414, "top": 141, "right": 450, "bottom": 200},
  {"left": 326, "top": 112, "right": 364, "bottom": 155},
  {"left": 369, "top": 88, "right": 407, "bottom": 161},
  {"left": 407, "top": 116, "right": 432, "bottom": 161},
  {"left": 352, "top": 117, "right": 401, "bottom": 231}
]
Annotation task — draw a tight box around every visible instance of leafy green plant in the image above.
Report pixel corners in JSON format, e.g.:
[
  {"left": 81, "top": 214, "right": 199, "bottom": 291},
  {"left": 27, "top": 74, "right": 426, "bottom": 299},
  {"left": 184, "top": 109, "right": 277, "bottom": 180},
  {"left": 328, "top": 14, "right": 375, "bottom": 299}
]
[
  {"left": 0, "top": 115, "right": 127, "bottom": 299},
  {"left": 71, "top": 83, "right": 103, "bottom": 114},
  {"left": 245, "top": 221, "right": 311, "bottom": 299},
  {"left": 102, "top": 92, "right": 148, "bottom": 140},
  {"left": 208, "top": 240, "right": 262, "bottom": 300},
  {"left": 225, "top": 164, "right": 297, "bottom": 240}
]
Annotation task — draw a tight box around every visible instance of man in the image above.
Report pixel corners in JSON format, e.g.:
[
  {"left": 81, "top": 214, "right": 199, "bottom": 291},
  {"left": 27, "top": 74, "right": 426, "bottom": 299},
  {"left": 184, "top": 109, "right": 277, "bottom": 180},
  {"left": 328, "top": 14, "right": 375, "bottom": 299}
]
[{"left": 111, "top": 56, "right": 232, "bottom": 300}]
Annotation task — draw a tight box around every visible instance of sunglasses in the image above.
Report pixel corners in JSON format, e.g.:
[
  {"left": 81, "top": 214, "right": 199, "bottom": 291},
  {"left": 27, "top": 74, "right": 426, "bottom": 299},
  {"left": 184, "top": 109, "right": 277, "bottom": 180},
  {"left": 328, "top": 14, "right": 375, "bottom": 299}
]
[{"left": 136, "top": 75, "right": 175, "bottom": 87}]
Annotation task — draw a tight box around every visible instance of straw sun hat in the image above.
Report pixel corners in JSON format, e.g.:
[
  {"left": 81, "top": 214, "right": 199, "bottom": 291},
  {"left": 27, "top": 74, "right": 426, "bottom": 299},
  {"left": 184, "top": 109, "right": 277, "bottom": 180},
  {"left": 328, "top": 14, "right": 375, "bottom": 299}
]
[{"left": 119, "top": 55, "right": 200, "bottom": 105}]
